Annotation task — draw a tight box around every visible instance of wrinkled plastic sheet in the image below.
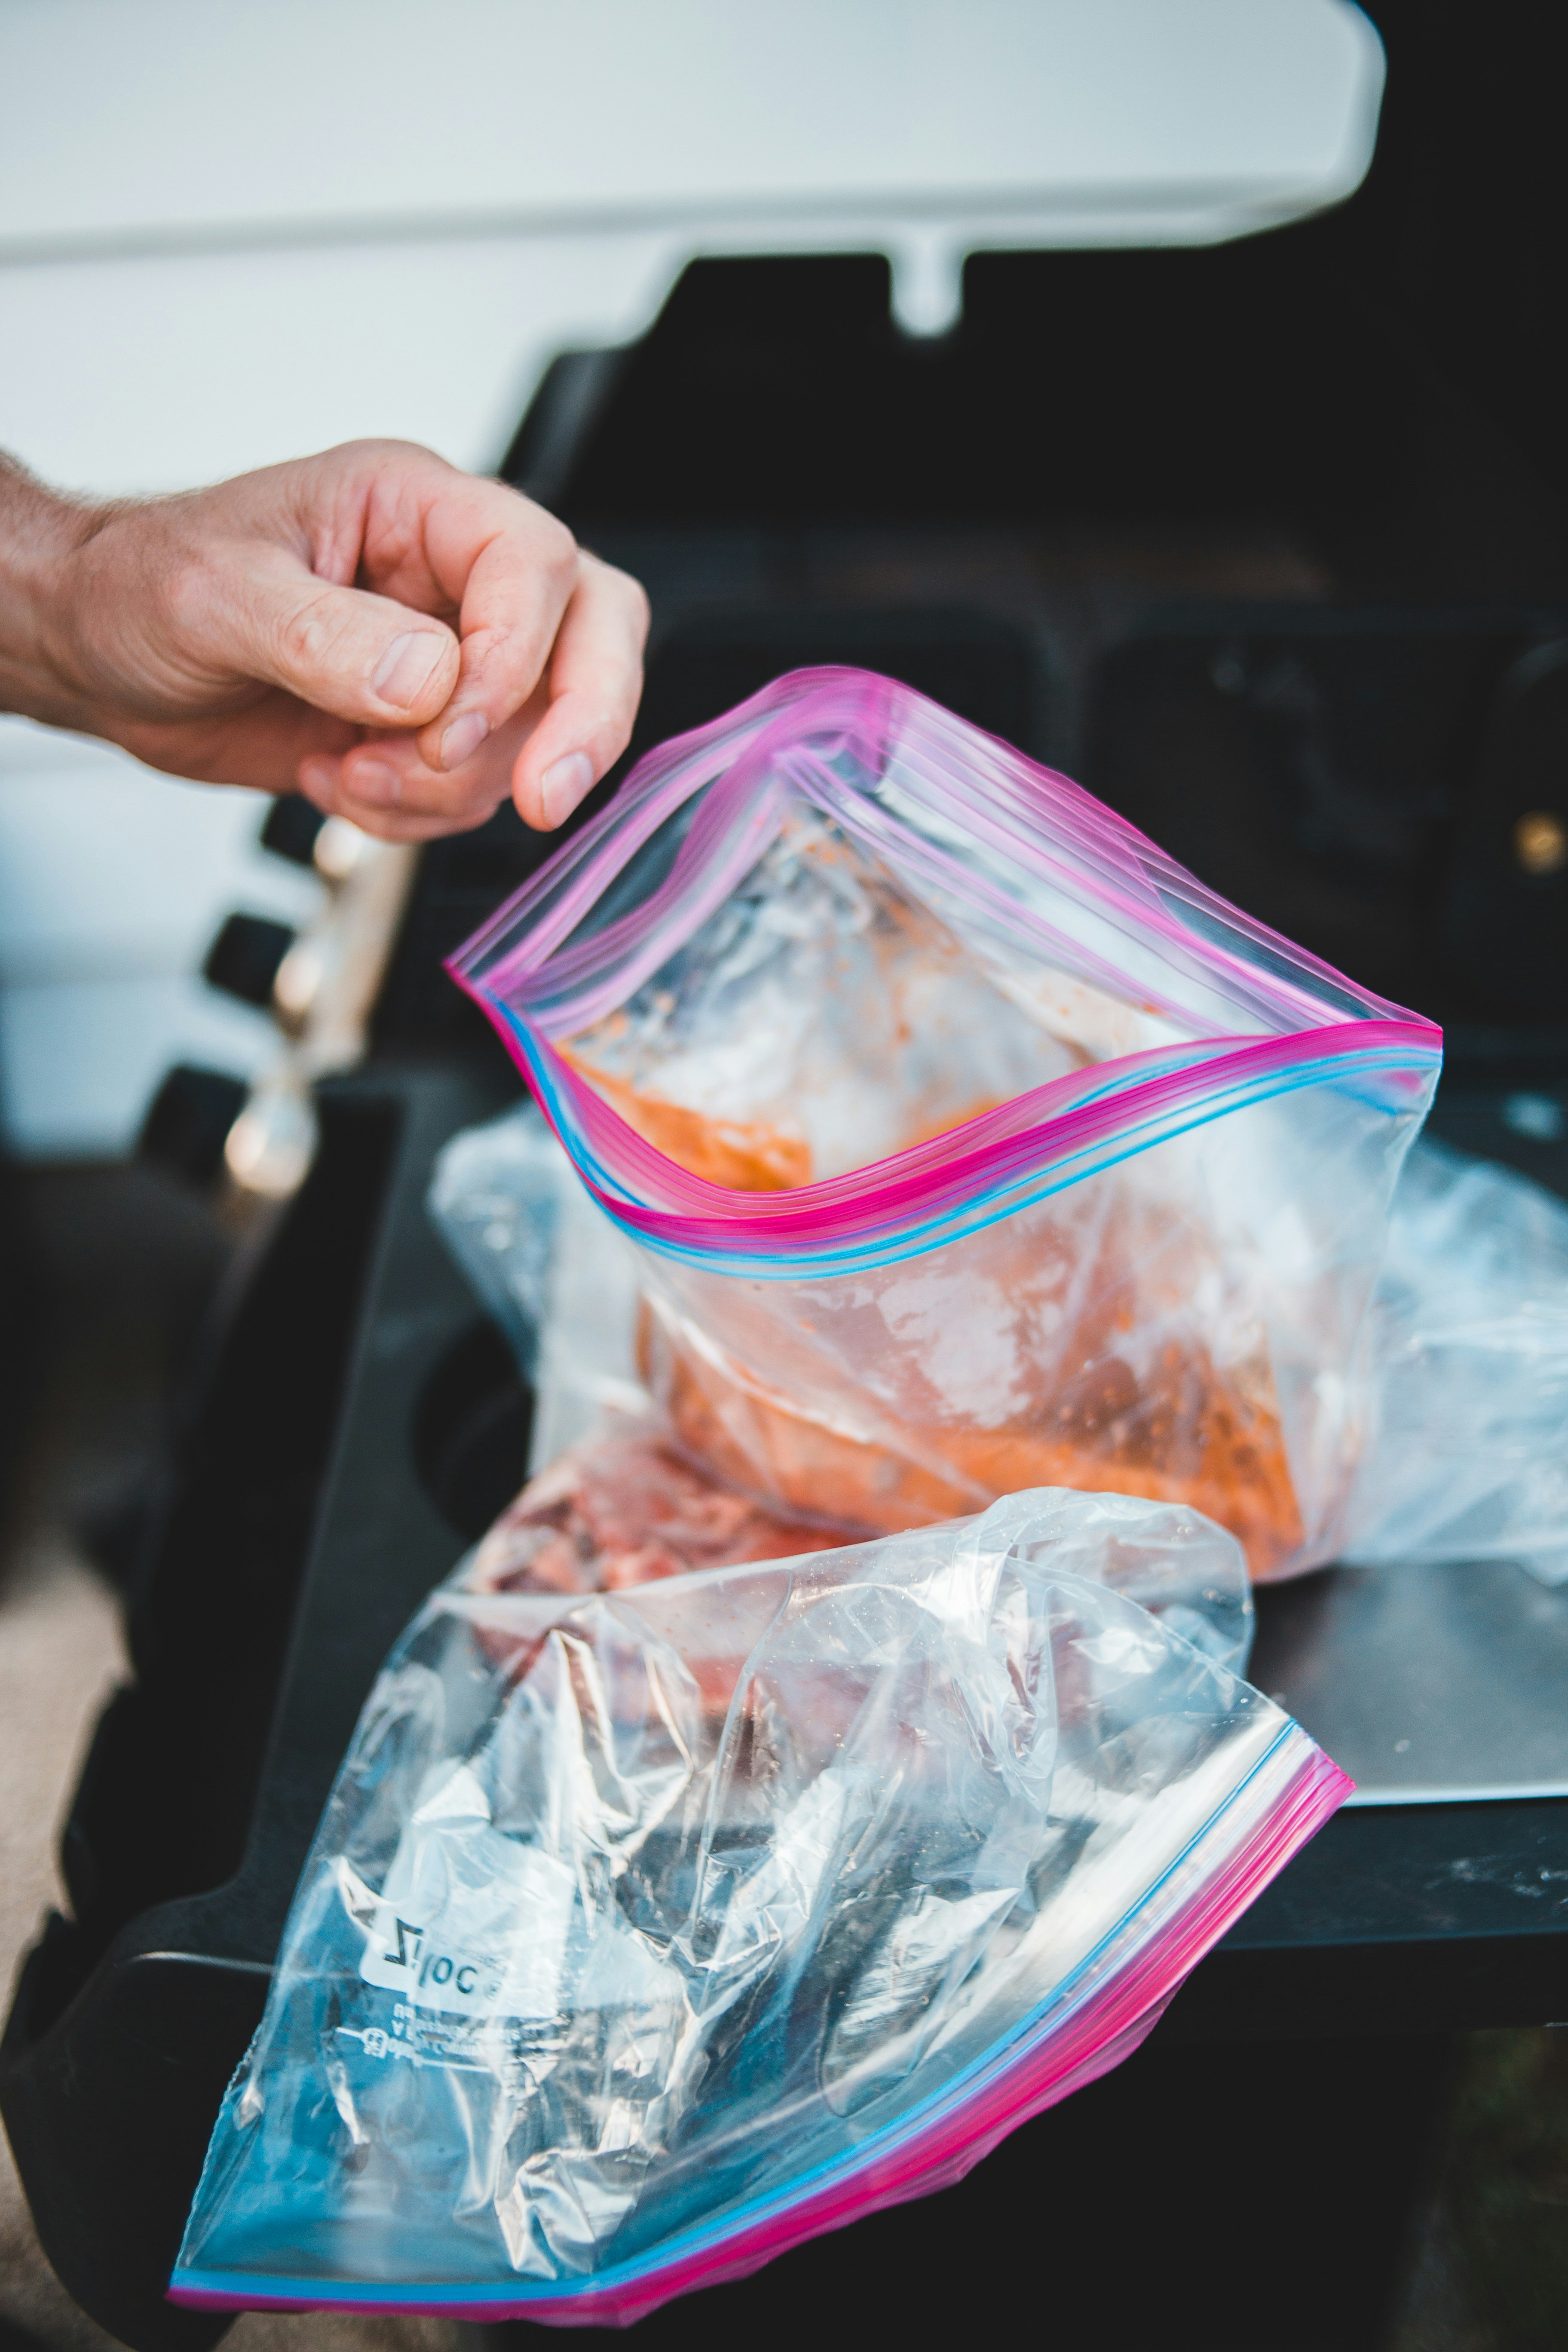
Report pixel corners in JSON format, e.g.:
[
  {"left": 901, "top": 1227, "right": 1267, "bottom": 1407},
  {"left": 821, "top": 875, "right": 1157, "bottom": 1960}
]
[{"left": 173, "top": 1488, "right": 1340, "bottom": 2325}]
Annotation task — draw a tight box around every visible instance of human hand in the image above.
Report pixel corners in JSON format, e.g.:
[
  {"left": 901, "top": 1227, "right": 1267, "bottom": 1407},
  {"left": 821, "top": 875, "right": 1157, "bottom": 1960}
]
[{"left": 0, "top": 441, "right": 649, "bottom": 839}]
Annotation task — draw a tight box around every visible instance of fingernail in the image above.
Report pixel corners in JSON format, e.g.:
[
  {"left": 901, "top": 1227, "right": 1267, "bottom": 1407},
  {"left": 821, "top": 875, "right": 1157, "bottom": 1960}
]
[
  {"left": 540, "top": 750, "right": 595, "bottom": 826},
  {"left": 372, "top": 631, "right": 445, "bottom": 710},
  {"left": 440, "top": 709, "right": 490, "bottom": 770},
  {"left": 346, "top": 758, "right": 400, "bottom": 808}
]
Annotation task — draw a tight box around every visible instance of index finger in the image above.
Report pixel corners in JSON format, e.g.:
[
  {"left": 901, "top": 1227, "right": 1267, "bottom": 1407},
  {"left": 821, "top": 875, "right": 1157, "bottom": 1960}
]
[{"left": 390, "top": 476, "right": 582, "bottom": 773}]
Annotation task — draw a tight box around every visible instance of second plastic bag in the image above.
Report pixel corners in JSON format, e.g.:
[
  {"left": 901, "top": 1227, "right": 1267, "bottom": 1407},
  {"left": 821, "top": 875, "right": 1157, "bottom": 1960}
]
[
  {"left": 431, "top": 1106, "right": 1568, "bottom": 1595},
  {"left": 1342, "top": 1138, "right": 1568, "bottom": 1583},
  {"left": 172, "top": 1486, "right": 1342, "bottom": 2327},
  {"left": 450, "top": 669, "right": 1441, "bottom": 1579}
]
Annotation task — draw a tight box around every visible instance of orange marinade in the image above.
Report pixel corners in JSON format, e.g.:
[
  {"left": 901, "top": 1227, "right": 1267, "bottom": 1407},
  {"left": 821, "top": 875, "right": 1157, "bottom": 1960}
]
[{"left": 568, "top": 1060, "right": 1305, "bottom": 1583}]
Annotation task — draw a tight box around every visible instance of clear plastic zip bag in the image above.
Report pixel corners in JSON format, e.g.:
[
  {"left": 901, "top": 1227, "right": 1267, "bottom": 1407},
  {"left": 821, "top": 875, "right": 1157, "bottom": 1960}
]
[
  {"left": 427, "top": 1109, "right": 1568, "bottom": 1600},
  {"left": 1344, "top": 1139, "right": 1568, "bottom": 1584},
  {"left": 173, "top": 1488, "right": 1342, "bottom": 2328},
  {"left": 449, "top": 668, "right": 1441, "bottom": 1580}
]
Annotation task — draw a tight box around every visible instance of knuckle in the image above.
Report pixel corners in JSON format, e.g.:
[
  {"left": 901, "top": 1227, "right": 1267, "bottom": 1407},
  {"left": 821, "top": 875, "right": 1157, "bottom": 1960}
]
[
  {"left": 275, "top": 586, "right": 363, "bottom": 680},
  {"left": 339, "top": 435, "right": 435, "bottom": 469},
  {"left": 587, "top": 551, "right": 652, "bottom": 638},
  {"left": 457, "top": 622, "right": 517, "bottom": 687},
  {"left": 625, "top": 574, "right": 652, "bottom": 638},
  {"left": 533, "top": 513, "right": 578, "bottom": 582},
  {"left": 276, "top": 591, "right": 334, "bottom": 672}
]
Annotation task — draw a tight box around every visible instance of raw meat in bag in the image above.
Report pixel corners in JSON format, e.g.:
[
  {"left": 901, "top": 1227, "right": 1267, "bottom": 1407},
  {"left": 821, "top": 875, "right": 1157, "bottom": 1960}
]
[
  {"left": 469, "top": 1409, "right": 859, "bottom": 1597},
  {"left": 449, "top": 668, "right": 1441, "bottom": 1579},
  {"left": 431, "top": 1101, "right": 865, "bottom": 1597},
  {"left": 172, "top": 1487, "right": 1342, "bottom": 2326},
  {"left": 429, "top": 1105, "right": 1568, "bottom": 1602}
]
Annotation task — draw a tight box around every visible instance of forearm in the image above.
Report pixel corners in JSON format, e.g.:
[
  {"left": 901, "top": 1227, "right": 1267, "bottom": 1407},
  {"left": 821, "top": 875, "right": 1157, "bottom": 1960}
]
[{"left": 0, "top": 454, "right": 98, "bottom": 729}]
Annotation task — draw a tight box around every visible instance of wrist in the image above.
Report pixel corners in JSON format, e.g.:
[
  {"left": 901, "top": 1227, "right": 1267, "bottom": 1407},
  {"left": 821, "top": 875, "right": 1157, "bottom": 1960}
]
[{"left": 0, "top": 456, "right": 104, "bottom": 727}]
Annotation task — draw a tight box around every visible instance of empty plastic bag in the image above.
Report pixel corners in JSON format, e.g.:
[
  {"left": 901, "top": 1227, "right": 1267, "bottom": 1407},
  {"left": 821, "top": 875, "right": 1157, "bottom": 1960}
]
[
  {"left": 173, "top": 1486, "right": 1341, "bottom": 2327},
  {"left": 449, "top": 668, "right": 1441, "bottom": 1580}
]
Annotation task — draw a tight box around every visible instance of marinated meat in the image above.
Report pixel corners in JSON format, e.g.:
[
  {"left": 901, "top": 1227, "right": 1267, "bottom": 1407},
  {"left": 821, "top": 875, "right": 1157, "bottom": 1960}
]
[
  {"left": 642, "top": 1300, "right": 1303, "bottom": 1580},
  {"left": 468, "top": 1416, "right": 860, "bottom": 1598},
  {"left": 630, "top": 1161, "right": 1307, "bottom": 1582}
]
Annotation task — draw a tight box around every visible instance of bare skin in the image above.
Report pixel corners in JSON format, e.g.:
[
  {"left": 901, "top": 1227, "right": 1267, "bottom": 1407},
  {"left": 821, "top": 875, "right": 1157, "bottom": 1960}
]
[{"left": 0, "top": 440, "right": 649, "bottom": 841}]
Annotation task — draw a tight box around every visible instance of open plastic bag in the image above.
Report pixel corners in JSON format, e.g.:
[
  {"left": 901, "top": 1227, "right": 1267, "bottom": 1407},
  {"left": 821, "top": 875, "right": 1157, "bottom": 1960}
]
[
  {"left": 449, "top": 668, "right": 1440, "bottom": 1581},
  {"left": 172, "top": 1487, "right": 1339, "bottom": 2327}
]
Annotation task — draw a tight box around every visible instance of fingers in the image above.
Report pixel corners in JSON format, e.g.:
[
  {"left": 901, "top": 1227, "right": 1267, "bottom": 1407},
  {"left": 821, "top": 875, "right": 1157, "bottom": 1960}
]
[
  {"left": 208, "top": 550, "right": 463, "bottom": 730},
  {"left": 298, "top": 549, "right": 649, "bottom": 840},
  {"left": 295, "top": 752, "right": 497, "bottom": 844},
  {"left": 272, "top": 470, "right": 645, "bottom": 805},
  {"left": 510, "top": 553, "right": 650, "bottom": 829},
  {"left": 298, "top": 698, "right": 539, "bottom": 842},
  {"left": 398, "top": 478, "right": 588, "bottom": 773}
]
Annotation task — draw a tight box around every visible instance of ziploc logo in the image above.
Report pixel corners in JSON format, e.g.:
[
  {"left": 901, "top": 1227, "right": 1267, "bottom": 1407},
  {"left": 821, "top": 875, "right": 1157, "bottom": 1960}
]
[{"left": 346, "top": 1763, "right": 575, "bottom": 2021}]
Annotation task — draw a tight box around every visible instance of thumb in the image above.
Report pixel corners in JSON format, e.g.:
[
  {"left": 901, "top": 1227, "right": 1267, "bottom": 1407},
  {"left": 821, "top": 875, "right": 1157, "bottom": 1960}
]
[{"left": 229, "top": 556, "right": 460, "bottom": 725}]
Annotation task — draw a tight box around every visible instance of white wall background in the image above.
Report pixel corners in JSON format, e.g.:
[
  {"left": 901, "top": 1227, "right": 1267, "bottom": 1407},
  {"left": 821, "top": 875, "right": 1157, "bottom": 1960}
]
[{"left": 0, "top": 0, "right": 1383, "bottom": 1156}]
